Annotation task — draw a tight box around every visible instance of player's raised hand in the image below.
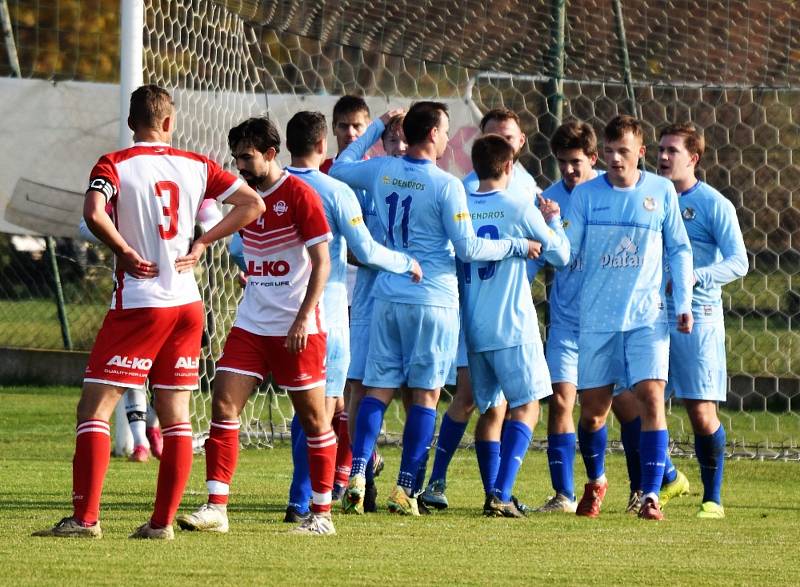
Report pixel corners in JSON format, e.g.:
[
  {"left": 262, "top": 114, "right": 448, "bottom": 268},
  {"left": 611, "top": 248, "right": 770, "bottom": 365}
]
[
  {"left": 380, "top": 108, "right": 406, "bottom": 125},
  {"left": 285, "top": 317, "right": 308, "bottom": 354},
  {"left": 118, "top": 247, "right": 159, "bottom": 279},
  {"left": 537, "top": 193, "right": 561, "bottom": 223},
  {"left": 526, "top": 239, "right": 542, "bottom": 259},
  {"left": 175, "top": 241, "right": 208, "bottom": 273},
  {"left": 408, "top": 259, "right": 423, "bottom": 283},
  {"left": 677, "top": 312, "right": 694, "bottom": 334}
]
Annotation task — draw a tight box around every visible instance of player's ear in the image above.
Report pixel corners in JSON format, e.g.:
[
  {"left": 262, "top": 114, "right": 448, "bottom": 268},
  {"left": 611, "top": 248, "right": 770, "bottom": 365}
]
[
  {"left": 127, "top": 116, "right": 135, "bottom": 132},
  {"left": 638, "top": 143, "right": 646, "bottom": 158},
  {"left": 161, "top": 113, "right": 173, "bottom": 134},
  {"left": 504, "top": 159, "right": 514, "bottom": 175},
  {"left": 589, "top": 153, "right": 598, "bottom": 166}
]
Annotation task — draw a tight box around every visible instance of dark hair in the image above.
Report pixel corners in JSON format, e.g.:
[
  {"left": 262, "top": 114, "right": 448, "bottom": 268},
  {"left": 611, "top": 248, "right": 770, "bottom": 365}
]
[
  {"left": 382, "top": 114, "right": 405, "bottom": 142},
  {"left": 332, "top": 95, "right": 370, "bottom": 125},
  {"left": 550, "top": 120, "right": 598, "bottom": 157},
  {"left": 403, "top": 101, "right": 448, "bottom": 146},
  {"left": 128, "top": 85, "right": 173, "bottom": 129},
  {"left": 479, "top": 107, "right": 521, "bottom": 132},
  {"left": 228, "top": 117, "right": 281, "bottom": 155},
  {"left": 604, "top": 114, "right": 644, "bottom": 144},
  {"left": 286, "top": 111, "right": 327, "bottom": 157},
  {"left": 472, "top": 134, "right": 514, "bottom": 180},
  {"left": 659, "top": 122, "right": 705, "bottom": 162}
]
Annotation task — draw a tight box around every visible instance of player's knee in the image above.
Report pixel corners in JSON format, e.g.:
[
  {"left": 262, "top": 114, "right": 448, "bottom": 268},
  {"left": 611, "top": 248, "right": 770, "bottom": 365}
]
[{"left": 579, "top": 411, "right": 607, "bottom": 432}]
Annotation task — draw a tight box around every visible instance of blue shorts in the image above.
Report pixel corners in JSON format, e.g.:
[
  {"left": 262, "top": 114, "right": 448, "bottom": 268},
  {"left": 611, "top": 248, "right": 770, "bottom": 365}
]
[
  {"left": 468, "top": 340, "right": 552, "bottom": 414},
  {"left": 545, "top": 325, "right": 579, "bottom": 386},
  {"left": 578, "top": 323, "right": 669, "bottom": 391},
  {"left": 364, "top": 300, "right": 457, "bottom": 390},
  {"left": 325, "top": 326, "right": 349, "bottom": 397},
  {"left": 666, "top": 321, "right": 727, "bottom": 402},
  {"left": 446, "top": 325, "right": 469, "bottom": 386},
  {"left": 346, "top": 321, "right": 370, "bottom": 381}
]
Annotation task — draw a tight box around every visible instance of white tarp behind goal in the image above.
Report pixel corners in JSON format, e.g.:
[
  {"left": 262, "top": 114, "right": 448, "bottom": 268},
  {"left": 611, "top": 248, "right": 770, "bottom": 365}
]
[{"left": 0, "top": 78, "right": 482, "bottom": 237}]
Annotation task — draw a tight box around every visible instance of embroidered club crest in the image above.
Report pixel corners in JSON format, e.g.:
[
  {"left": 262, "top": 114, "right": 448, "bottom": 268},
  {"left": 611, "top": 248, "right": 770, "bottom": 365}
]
[
  {"left": 682, "top": 207, "right": 696, "bottom": 220},
  {"left": 273, "top": 200, "right": 288, "bottom": 216},
  {"left": 643, "top": 197, "right": 656, "bottom": 211}
]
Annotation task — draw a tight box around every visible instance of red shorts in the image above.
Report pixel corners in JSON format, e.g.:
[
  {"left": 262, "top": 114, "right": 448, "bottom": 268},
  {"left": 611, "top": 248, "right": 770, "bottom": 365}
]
[
  {"left": 84, "top": 302, "right": 204, "bottom": 389},
  {"left": 216, "top": 327, "right": 327, "bottom": 391}
]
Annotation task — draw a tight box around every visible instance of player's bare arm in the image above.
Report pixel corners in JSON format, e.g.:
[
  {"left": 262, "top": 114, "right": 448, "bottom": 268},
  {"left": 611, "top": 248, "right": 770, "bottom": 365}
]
[
  {"left": 83, "top": 189, "right": 159, "bottom": 279},
  {"left": 285, "top": 240, "right": 331, "bottom": 354},
  {"left": 175, "top": 184, "right": 265, "bottom": 273}
]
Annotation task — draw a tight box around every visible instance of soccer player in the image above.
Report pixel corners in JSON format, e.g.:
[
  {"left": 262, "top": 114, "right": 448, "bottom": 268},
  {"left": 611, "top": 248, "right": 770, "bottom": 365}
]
[
  {"left": 462, "top": 134, "right": 569, "bottom": 517},
  {"left": 330, "top": 101, "right": 539, "bottom": 515},
  {"left": 33, "top": 85, "right": 264, "bottom": 540},
  {"left": 566, "top": 115, "right": 694, "bottom": 521},
  {"left": 529, "top": 120, "right": 600, "bottom": 514},
  {"left": 658, "top": 122, "right": 747, "bottom": 519},
  {"left": 282, "top": 110, "right": 422, "bottom": 523},
  {"left": 321, "top": 95, "right": 371, "bottom": 501},
  {"left": 420, "top": 107, "right": 543, "bottom": 510},
  {"left": 176, "top": 117, "right": 338, "bottom": 535}
]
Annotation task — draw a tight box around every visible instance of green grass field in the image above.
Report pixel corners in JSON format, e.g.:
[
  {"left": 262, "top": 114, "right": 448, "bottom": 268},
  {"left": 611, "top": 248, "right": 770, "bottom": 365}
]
[{"left": 2, "top": 385, "right": 799, "bottom": 586}]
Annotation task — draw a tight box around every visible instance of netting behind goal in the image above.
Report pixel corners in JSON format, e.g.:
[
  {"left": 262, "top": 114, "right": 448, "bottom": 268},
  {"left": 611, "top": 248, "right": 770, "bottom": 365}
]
[{"left": 1, "top": 0, "right": 798, "bottom": 458}]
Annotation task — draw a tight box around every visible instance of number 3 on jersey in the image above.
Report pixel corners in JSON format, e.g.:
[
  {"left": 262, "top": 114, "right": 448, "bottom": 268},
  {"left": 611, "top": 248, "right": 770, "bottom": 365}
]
[
  {"left": 462, "top": 224, "right": 499, "bottom": 283},
  {"left": 385, "top": 192, "right": 412, "bottom": 248},
  {"left": 155, "top": 181, "right": 180, "bottom": 240}
]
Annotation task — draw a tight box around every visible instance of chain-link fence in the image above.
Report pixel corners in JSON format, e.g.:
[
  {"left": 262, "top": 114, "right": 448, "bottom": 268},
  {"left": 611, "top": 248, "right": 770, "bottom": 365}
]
[{"left": 1, "top": 0, "right": 798, "bottom": 457}]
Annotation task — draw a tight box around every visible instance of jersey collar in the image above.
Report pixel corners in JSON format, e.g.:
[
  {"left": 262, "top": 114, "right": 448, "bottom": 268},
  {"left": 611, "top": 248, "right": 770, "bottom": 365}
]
[
  {"left": 257, "top": 170, "right": 290, "bottom": 197},
  {"left": 679, "top": 180, "right": 703, "bottom": 197}
]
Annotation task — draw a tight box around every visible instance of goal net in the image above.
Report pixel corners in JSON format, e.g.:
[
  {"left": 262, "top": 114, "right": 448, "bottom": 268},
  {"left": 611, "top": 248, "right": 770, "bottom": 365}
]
[{"left": 1, "top": 0, "right": 798, "bottom": 458}]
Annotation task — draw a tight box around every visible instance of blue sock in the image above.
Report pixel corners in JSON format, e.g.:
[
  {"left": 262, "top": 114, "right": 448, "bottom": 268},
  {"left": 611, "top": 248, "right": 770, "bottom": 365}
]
[
  {"left": 397, "top": 405, "right": 437, "bottom": 492},
  {"left": 620, "top": 417, "right": 641, "bottom": 491},
  {"left": 493, "top": 420, "right": 533, "bottom": 502},
  {"left": 662, "top": 450, "right": 678, "bottom": 485},
  {"left": 475, "top": 440, "right": 501, "bottom": 496},
  {"left": 413, "top": 445, "right": 430, "bottom": 494},
  {"left": 429, "top": 413, "right": 468, "bottom": 484},
  {"left": 578, "top": 424, "right": 607, "bottom": 481},
  {"left": 288, "top": 414, "right": 311, "bottom": 513},
  {"left": 695, "top": 425, "right": 726, "bottom": 504},
  {"left": 547, "top": 432, "right": 576, "bottom": 500},
  {"left": 351, "top": 397, "right": 387, "bottom": 478},
  {"left": 640, "top": 429, "right": 669, "bottom": 496}
]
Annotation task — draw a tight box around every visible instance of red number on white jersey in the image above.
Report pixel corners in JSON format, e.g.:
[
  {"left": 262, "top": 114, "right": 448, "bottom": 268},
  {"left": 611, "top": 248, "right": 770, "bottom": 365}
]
[{"left": 155, "top": 181, "right": 180, "bottom": 240}]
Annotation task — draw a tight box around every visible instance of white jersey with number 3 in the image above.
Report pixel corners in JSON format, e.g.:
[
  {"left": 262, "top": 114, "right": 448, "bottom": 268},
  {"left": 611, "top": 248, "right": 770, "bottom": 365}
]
[{"left": 88, "top": 141, "right": 242, "bottom": 310}]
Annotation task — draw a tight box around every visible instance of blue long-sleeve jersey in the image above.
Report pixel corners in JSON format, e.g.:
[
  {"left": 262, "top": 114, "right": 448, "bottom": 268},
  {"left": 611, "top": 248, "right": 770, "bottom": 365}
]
[
  {"left": 564, "top": 171, "right": 693, "bottom": 332},
  {"left": 460, "top": 187, "right": 569, "bottom": 352},
  {"left": 330, "top": 119, "right": 530, "bottom": 308},
  {"left": 666, "top": 180, "right": 748, "bottom": 323}
]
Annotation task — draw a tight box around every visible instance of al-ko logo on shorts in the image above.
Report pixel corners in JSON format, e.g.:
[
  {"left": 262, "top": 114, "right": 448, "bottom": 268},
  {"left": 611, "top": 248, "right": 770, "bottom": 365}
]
[
  {"left": 601, "top": 235, "right": 644, "bottom": 268},
  {"left": 106, "top": 355, "right": 153, "bottom": 370},
  {"left": 273, "top": 200, "right": 288, "bottom": 216}
]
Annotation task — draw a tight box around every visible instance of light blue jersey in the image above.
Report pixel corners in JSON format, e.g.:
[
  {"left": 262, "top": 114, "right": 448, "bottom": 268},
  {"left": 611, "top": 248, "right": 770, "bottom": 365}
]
[
  {"left": 459, "top": 188, "right": 569, "bottom": 352},
  {"left": 349, "top": 183, "right": 384, "bottom": 326},
  {"left": 330, "top": 119, "right": 530, "bottom": 308},
  {"left": 286, "top": 166, "right": 414, "bottom": 329},
  {"left": 665, "top": 180, "right": 747, "bottom": 323},
  {"left": 565, "top": 171, "right": 693, "bottom": 332}
]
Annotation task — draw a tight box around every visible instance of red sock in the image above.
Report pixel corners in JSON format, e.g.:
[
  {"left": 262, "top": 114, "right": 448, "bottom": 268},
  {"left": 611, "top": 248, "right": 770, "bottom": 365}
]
[
  {"left": 333, "top": 411, "right": 352, "bottom": 487},
  {"left": 307, "top": 429, "right": 337, "bottom": 514},
  {"left": 204, "top": 420, "right": 240, "bottom": 505},
  {"left": 72, "top": 420, "right": 111, "bottom": 525},
  {"left": 150, "top": 422, "right": 193, "bottom": 527}
]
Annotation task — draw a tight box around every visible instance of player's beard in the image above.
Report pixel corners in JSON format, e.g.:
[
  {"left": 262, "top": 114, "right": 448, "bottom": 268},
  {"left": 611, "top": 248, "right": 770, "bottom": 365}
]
[{"left": 241, "top": 172, "right": 267, "bottom": 188}]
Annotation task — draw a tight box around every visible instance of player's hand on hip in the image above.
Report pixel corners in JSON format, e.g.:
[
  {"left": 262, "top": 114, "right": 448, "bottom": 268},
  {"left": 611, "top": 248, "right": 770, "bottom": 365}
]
[
  {"left": 380, "top": 108, "right": 406, "bottom": 125},
  {"left": 118, "top": 247, "right": 159, "bottom": 279},
  {"left": 537, "top": 194, "right": 561, "bottom": 223},
  {"left": 409, "top": 259, "right": 423, "bottom": 283},
  {"left": 285, "top": 319, "right": 308, "bottom": 354},
  {"left": 677, "top": 312, "right": 694, "bottom": 334},
  {"left": 175, "top": 241, "right": 208, "bottom": 273},
  {"left": 526, "top": 239, "right": 542, "bottom": 259}
]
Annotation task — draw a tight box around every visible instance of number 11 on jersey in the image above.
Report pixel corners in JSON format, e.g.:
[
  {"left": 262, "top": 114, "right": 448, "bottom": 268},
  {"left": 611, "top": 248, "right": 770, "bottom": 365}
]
[{"left": 385, "top": 192, "right": 412, "bottom": 248}]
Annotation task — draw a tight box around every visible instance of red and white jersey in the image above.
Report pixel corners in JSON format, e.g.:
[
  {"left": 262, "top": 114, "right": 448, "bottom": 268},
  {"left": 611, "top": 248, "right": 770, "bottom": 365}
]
[
  {"left": 89, "top": 142, "right": 243, "bottom": 310},
  {"left": 234, "top": 171, "right": 332, "bottom": 336}
]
